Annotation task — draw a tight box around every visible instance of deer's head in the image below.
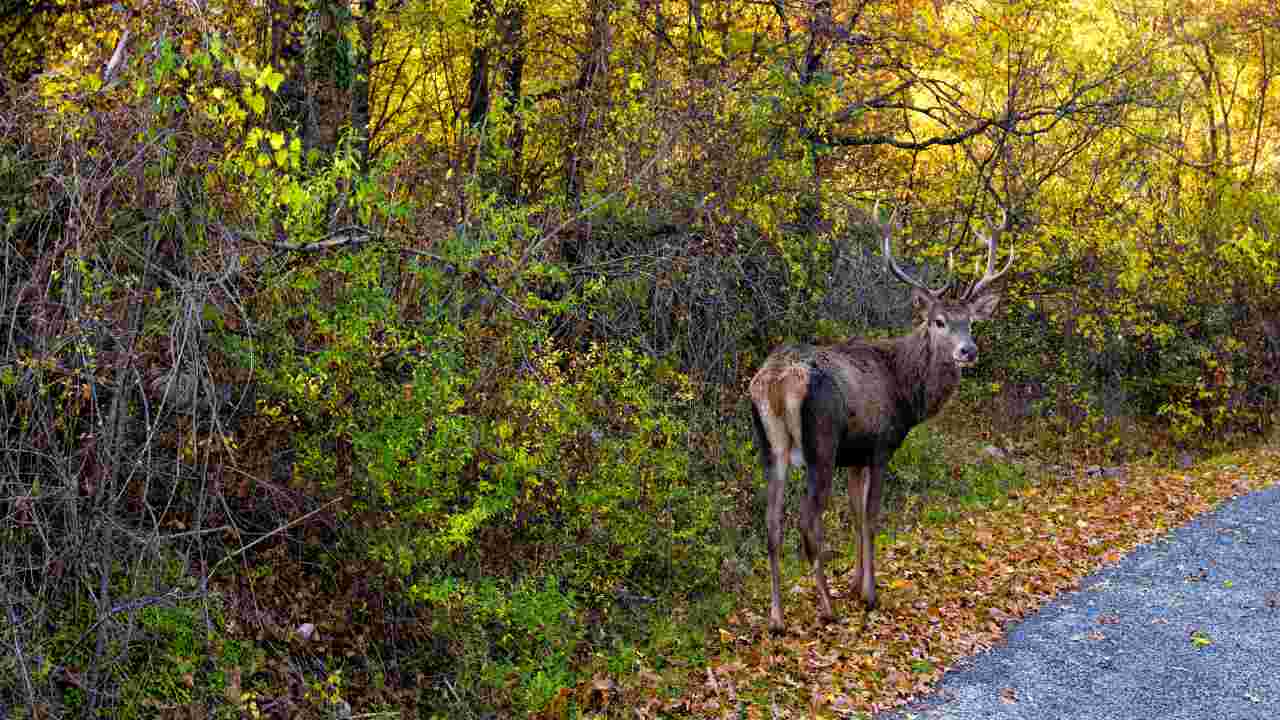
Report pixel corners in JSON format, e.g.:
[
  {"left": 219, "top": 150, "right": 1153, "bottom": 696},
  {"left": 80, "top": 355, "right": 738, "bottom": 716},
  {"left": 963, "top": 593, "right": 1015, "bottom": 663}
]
[{"left": 875, "top": 205, "right": 1014, "bottom": 368}]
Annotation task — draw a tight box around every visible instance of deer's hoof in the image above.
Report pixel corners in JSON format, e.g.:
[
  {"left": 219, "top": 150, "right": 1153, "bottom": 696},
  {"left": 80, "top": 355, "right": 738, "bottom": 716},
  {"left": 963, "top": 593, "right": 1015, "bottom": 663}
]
[
  {"left": 768, "top": 619, "right": 786, "bottom": 636},
  {"left": 819, "top": 611, "right": 838, "bottom": 626}
]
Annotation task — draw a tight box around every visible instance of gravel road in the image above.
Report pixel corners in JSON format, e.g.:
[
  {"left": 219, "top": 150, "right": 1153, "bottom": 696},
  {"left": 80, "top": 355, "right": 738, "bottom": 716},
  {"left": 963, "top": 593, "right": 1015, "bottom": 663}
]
[{"left": 883, "top": 482, "right": 1280, "bottom": 720}]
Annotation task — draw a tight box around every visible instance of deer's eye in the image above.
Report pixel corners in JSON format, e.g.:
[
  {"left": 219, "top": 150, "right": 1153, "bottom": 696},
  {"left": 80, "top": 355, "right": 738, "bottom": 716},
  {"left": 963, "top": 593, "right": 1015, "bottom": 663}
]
[{"left": 934, "top": 318, "right": 946, "bottom": 329}]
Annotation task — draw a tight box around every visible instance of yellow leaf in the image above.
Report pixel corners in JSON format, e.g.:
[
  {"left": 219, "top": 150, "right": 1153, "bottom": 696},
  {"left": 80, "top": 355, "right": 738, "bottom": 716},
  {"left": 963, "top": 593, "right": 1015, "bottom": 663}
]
[{"left": 256, "top": 65, "right": 285, "bottom": 93}]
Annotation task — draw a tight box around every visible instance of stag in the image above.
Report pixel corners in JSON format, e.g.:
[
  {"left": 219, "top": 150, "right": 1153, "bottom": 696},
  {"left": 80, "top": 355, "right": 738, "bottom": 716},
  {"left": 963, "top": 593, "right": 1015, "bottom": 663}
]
[{"left": 749, "top": 206, "right": 1014, "bottom": 633}]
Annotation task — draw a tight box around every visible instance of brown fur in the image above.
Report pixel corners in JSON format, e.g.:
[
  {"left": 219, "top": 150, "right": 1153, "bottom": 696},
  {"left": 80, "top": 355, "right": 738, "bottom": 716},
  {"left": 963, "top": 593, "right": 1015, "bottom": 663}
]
[{"left": 752, "top": 224, "right": 1012, "bottom": 634}]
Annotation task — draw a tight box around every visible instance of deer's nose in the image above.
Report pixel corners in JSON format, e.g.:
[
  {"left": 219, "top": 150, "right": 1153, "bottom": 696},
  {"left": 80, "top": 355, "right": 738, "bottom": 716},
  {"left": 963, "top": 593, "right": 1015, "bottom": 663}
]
[{"left": 956, "top": 344, "right": 977, "bottom": 364}]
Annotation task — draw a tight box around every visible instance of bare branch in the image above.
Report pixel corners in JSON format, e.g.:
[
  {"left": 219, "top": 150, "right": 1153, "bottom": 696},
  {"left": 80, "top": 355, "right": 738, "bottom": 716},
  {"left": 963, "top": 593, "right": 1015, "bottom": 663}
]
[{"left": 101, "top": 28, "right": 130, "bottom": 85}]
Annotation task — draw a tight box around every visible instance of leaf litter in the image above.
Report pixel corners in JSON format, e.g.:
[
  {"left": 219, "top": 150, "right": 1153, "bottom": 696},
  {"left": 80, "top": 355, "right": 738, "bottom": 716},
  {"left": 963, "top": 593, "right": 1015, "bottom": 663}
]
[{"left": 598, "top": 446, "right": 1280, "bottom": 718}]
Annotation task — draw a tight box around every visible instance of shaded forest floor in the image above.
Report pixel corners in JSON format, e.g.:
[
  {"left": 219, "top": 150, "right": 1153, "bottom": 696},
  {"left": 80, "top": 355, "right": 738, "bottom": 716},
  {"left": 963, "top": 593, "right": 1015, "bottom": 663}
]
[{"left": 588, "top": 442, "right": 1280, "bottom": 719}]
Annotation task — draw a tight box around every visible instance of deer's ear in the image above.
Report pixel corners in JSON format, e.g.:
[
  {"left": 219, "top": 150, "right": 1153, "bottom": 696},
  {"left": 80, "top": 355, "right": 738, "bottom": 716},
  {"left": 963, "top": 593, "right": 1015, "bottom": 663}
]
[{"left": 970, "top": 292, "right": 1000, "bottom": 322}]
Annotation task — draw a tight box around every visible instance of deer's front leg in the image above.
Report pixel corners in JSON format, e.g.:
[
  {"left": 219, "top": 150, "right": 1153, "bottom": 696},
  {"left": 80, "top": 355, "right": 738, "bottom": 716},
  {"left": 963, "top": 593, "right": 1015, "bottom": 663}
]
[
  {"left": 846, "top": 465, "right": 868, "bottom": 600},
  {"left": 857, "top": 464, "right": 885, "bottom": 610}
]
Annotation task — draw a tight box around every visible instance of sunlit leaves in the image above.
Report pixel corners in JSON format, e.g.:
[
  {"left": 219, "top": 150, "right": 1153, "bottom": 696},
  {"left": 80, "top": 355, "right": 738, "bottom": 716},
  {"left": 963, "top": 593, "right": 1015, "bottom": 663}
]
[
  {"left": 254, "top": 65, "right": 285, "bottom": 93},
  {"left": 236, "top": 85, "right": 263, "bottom": 116}
]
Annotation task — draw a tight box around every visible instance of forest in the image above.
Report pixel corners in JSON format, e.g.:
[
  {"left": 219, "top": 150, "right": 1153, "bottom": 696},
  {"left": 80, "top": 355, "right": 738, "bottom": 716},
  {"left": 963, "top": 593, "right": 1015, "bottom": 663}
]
[{"left": 0, "top": 0, "right": 1277, "bottom": 717}]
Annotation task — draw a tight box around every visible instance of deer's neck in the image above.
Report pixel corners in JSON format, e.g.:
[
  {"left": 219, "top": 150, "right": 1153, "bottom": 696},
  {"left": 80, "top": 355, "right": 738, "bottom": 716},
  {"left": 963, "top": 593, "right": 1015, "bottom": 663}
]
[{"left": 892, "top": 326, "right": 960, "bottom": 424}]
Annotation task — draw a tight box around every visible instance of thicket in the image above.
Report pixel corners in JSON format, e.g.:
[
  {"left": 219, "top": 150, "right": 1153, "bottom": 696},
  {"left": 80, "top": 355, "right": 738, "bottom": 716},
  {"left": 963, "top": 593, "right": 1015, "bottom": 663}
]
[{"left": 1, "top": 0, "right": 1278, "bottom": 718}]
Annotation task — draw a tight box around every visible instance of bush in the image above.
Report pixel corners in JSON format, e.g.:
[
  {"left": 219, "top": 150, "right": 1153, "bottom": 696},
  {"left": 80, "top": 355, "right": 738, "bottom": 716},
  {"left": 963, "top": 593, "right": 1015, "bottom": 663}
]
[{"left": 229, "top": 220, "right": 725, "bottom": 710}]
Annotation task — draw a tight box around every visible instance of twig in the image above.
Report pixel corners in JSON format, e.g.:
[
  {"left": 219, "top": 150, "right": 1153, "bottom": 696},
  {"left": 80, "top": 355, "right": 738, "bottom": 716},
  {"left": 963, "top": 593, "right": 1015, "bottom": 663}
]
[
  {"left": 520, "top": 139, "right": 671, "bottom": 266},
  {"left": 442, "top": 677, "right": 474, "bottom": 718},
  {"left": 101, "top": 28, "right": 131, "bottom": 85},
  {"left": 268, "top": 228, "right": 376, "bottom": 253},
  {"left": 210, "top": 497, "right": 345, "bottom": 576},
  {"left": 75, "top": 588, "right": 197, "bottom": 650},
  {"left": 400, "top": 248, "right": 534, "bottom": 321},
  {"left": 8, "top": 604, "right": 36, "bottom": 717}
]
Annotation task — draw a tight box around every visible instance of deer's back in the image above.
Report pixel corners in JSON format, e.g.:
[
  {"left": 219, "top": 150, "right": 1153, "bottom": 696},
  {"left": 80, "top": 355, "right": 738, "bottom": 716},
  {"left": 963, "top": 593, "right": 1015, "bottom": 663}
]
[
  {"left": 812, "top": 340, "right": 905, "bottom": 444},
  {"left": 751, "top": 340, "right": 901, "bottom": 434}
]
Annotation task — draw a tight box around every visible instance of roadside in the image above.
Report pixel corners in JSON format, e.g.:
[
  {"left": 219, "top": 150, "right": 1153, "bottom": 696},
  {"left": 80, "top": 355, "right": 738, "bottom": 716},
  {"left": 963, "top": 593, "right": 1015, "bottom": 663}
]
[
  {"left": 647, "top": 447, "right": 1280, "bottom": 719},
  {"left": 881, "top": 481, "right": 1280, "bottom": 720}
]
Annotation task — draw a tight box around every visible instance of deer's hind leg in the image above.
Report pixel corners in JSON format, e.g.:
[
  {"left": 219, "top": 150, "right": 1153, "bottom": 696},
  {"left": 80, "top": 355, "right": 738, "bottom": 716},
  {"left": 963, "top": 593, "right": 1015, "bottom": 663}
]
[
  {"left": 799, "top": 401, "right": 837, "bottom": 624},
  {"left": 752, "top": 403, "right": 791, "bottom": 634},
  {"left": 751, "top": 364, "right": 811, "bottom": 634},
  {"left": 801, "top": 458, "right": 836, "bottom": 623}
]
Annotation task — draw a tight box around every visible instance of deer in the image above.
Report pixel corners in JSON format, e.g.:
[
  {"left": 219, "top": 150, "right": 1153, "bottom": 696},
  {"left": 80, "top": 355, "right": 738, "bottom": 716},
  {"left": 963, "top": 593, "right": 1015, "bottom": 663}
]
[{"left": 748, "top": 204, "right": 1014, "bottom": 633}]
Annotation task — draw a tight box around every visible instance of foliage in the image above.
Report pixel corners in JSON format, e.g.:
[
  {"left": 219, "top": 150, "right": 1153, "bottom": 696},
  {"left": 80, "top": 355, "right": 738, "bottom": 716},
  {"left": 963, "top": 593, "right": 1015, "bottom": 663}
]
[
  {"left": 2, "top": 0, "right": 1280, "bottom": 716},
  {"left": 230, "top": 208, "right": 713, "bottom": 710}
]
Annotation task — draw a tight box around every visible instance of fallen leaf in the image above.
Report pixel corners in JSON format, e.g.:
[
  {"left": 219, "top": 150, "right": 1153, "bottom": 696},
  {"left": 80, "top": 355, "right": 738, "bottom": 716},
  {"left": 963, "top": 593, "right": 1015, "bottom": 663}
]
[{"left": 670, "top": 448, "right": 1280, "bottom": 719}]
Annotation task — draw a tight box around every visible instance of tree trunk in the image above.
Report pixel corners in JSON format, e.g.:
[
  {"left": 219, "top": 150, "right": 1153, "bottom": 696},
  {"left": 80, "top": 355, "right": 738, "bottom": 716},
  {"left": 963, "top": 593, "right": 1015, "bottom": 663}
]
[
  {"left": 303, "top": 0, "right": 347, "bottom": 155},
  {"left": 500, "top": 0, "right": 527, "bottom": 199},
  {"left": 565, "top": 0, "right": 612, "bottom": 205},
  {"left": 466, "top": 0, "right": 495, "bottom": 133},
  {"left": 351, "top": 0, "right": 376, "bottom": 172}
]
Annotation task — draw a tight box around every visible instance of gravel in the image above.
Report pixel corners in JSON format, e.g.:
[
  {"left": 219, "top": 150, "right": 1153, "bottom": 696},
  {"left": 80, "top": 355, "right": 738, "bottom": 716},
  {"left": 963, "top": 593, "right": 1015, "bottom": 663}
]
[{"left": 882, "top": 483, "right": 1280, "bottom": 720}]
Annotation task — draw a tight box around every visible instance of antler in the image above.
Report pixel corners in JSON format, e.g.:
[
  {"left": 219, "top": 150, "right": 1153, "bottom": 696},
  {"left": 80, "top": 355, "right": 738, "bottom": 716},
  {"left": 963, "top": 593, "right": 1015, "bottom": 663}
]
[
  {"left": 874, "top": 200, "right": 949, "bottom": 298},
  {"left": 964, "top": 208, "right": 1016, "bottom": 300}
]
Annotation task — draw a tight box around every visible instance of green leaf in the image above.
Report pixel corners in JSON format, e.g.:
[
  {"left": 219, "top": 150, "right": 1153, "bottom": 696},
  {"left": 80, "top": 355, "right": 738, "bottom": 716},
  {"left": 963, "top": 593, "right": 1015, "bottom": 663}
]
[
  {"left": 258, "top": 67, "right": 286, "bottom": 93},
  {"left": 202, "top": 304, "right": 225, "bottom": 331}
]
